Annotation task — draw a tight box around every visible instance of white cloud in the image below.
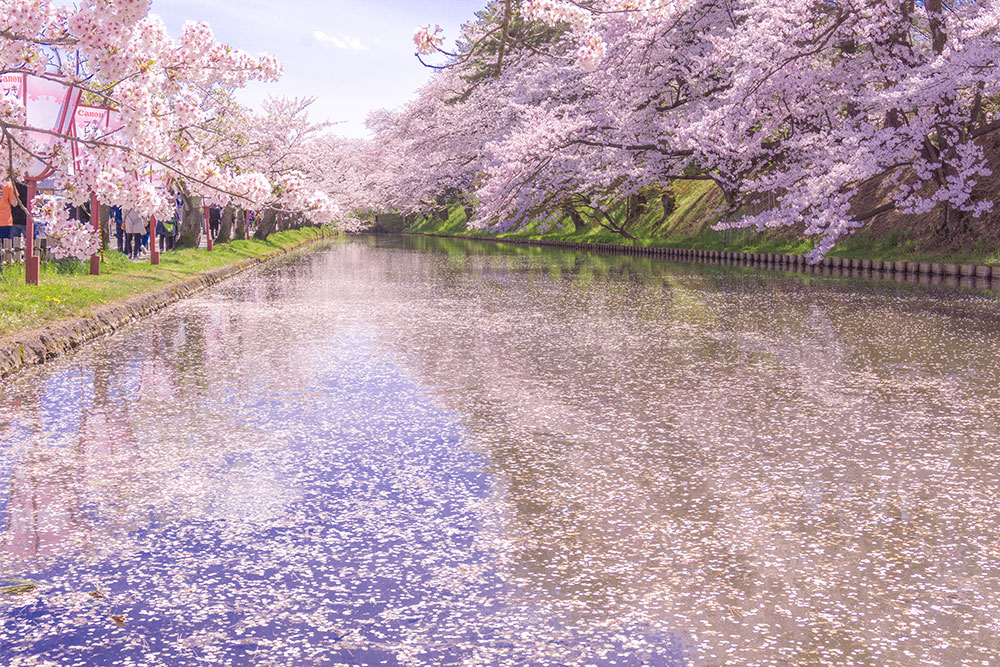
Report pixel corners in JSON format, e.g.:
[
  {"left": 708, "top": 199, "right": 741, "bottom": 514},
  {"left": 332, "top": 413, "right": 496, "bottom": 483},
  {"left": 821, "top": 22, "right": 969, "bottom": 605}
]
[{"left": 312, "top": 30, "right": 366, "bottom": 50}]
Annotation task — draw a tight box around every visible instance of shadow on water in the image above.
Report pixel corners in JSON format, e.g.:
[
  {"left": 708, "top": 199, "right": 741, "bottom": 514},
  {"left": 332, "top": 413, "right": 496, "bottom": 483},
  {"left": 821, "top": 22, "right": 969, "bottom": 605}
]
[
  {"left": 4, "top": 235, "right": 1000, "bottom": 665},
  {"left": 391, "top": 232, "right": 1000, "bottom": 299}
]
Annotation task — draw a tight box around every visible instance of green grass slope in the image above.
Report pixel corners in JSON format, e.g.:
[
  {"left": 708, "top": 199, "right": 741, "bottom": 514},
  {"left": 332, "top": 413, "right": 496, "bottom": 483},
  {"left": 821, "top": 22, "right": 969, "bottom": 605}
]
[
  {"left": 0, "top": 228, "right": 332, "bottom": 338},
  {"left": 404, "top": 180, "right": 1000, "bottom": 265}
]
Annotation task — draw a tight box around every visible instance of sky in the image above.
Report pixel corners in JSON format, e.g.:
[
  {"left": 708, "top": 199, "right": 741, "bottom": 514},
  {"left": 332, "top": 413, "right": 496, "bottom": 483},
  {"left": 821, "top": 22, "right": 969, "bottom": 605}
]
[{"left": 152, "top": 0, "right": 486, "bottom": 137}]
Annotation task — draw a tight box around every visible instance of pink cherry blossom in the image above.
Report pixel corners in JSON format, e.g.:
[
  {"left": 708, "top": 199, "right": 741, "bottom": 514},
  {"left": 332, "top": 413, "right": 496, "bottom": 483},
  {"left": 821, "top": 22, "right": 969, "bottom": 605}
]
[
  {"left": 394, "top": 0, "right": 1000, "bottom": 258},
  {"left": 413, "top": 25, "right": 444, "bottom": 56}
]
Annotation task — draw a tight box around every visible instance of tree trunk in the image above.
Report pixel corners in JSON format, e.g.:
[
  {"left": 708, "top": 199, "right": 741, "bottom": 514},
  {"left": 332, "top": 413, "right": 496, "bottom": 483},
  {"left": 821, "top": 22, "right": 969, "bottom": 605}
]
[
  {"left": 937, "top": 204, "right": 969, "bottom": 239},
  {"left": 884, "top": 108, "right": 904, "bottom": 129},
  {"left": 235, "top": 209, "right": 247, "bottom": 240},
  {"left": 254, "top": 209, "right": 278, "bottom": 240},
  {"left": 625, "top": 192, "right": 650, "bottom": 225},
  {"left": 217, "top": 204, "right": 234, "bottom": 244},
  {"left": 659, "top": 189, "right": 676, "bottom": 223},
  {"left": 562, "top": 201, "right": 587, "bottom": 233},
  {"left": 924, "top": 0, "right": 960, "bottom": 240},
  {"left": 592, "top": 205, "right": 639, "bottom": 241},
  {"left": 458, "top": 196, "right": 474, "bottom": 223},
  {"left": 175, "top": 184, "right": 204, "bottom": 248},
  {"left": 99, "top": 204, "right": 111, "bottom": 252},
  {"left": 926, "top": 0, "right": 946, "bottom": 54}
]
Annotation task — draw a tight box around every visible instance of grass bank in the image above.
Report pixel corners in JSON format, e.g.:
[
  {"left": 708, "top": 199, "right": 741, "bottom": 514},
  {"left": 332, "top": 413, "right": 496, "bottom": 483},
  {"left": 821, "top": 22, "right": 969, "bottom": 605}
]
[
  {"left": 406, "top": 181, "right": 1000, "bottom": 266},
  {"left": 0, "top": 228, "right": 331, "bottom": 338}
]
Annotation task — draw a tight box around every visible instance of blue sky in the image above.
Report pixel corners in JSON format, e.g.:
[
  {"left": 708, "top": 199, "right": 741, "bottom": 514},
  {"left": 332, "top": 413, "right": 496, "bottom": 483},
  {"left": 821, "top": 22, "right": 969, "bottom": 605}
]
[{"left": 153, "top": 0, "right": 485, "bottom": 137}]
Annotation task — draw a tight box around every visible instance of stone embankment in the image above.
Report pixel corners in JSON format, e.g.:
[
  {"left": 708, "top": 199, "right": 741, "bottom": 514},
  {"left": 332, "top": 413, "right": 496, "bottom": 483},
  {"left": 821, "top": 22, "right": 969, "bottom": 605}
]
[
  {"left": 0, "top": 234, "right": 331, "bottom": 380},
  {"left": 405, "top": 232, "right": 1000, "bottom": 290}
]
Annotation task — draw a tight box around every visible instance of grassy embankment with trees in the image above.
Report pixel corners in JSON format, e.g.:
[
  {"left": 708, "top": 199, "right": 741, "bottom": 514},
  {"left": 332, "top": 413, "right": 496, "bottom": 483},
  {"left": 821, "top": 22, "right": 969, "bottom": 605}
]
[
  {"left": 404, "top": 179, "right": 1000, "bottom": 267},
  {"left": 0, "top": 228, "right": 332, "bottom": 338}
]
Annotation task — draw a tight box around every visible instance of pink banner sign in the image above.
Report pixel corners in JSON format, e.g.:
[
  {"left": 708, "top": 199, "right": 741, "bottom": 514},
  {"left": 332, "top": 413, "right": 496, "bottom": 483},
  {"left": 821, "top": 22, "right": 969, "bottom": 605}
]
[
  {"left": 1, "top": 72, "right": 24, "bottom": 102},
  {"left": 23, "top": 74, "right": 82, "bottom": 180},
  {"left": 71, "top": 104, "right": 111, "bottom": 169},
  {"left": 106, "top": 110, "right": 123, "bottom": 137}
]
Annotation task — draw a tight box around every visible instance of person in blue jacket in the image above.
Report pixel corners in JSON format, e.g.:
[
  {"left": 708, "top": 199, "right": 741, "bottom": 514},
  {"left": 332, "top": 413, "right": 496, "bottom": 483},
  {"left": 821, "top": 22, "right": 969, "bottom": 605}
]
[{"left": 110, "top": 206, "right": 125, "bottom": 253}]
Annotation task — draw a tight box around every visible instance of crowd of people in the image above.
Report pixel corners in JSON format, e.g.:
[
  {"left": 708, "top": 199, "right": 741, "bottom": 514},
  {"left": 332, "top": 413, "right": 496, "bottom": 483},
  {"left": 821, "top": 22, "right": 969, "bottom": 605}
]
[
  {"left": 1, "top": 179, "right": 260, "bottom": 261},
  {"left": 113, "top": 189, "right": 186, "bottom": 259},
  {"left": 111, "top": 192, "right": 238, "bottom": 259}
]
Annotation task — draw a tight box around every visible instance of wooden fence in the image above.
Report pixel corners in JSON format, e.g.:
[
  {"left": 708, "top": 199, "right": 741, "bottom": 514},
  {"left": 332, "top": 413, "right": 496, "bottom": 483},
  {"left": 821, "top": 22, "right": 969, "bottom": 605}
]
[{"left": 0, "top": 237, "right": 51, "bottom": 270}]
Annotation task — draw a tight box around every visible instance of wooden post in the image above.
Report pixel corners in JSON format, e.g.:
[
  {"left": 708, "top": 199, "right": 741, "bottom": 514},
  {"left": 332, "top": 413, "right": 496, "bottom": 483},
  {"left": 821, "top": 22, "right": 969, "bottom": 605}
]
[
  {"left": 89, "top": 192, "right": 100, "bottom": 275},
  {"left": 25, "top": 180, "right": 39, "bottom": 285},
  {"left": 149, "top": 215, "right": 160, "bottom": 265}
]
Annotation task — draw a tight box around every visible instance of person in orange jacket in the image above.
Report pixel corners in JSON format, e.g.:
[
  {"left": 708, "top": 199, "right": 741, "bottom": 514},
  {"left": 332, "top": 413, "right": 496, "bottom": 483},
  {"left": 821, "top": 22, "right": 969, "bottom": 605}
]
[{"left": 0, "top": 180, "right": 18, "bottom": 241}]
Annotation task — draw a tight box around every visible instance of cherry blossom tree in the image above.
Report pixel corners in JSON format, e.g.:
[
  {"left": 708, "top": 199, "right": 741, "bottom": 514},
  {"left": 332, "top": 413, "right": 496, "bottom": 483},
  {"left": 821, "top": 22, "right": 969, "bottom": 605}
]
[
  {"left": 363, "top": 66, "right": 520, "bottom": 222},
  {"left": 210, "top": 96, "right": 342, "bottom": 239},
  {"left": 403, "top": 0, "right": 1000, "bottom": 258},
  {"left": 3, "top": 1, "right": 280, "bottom": 197},
  {"left": 2, "top": 0, "right": 343, "bottom": 259}
]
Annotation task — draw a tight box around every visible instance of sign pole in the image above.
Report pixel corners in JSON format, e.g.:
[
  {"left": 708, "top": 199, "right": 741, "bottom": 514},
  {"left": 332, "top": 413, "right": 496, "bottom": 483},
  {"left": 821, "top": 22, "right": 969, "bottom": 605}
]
[
  {"left": 25, "top": 180, "right": 39, "bottom": 286},
  {"left": 89, "top": 192, "right": 100, "bottom": 275}
]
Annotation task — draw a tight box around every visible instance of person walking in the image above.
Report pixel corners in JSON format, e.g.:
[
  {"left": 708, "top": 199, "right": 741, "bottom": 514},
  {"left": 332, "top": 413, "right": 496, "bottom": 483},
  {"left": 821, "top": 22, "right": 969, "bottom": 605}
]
[
  {"left": 110, "top": 206, "right": 125, "bottom": 253},
  {"left": 156, "top": 216, "right": 177, "bottom": 251},
  {"left": 209, "top": 205, "right": 221, "bottom": 241},
  {"left": 124, "top": 207, "right": 146, "bottom": 259},
  {"left": 10, "top": 181, "right": 27, "bottom": 238},
  {"left": 174, "top": 190, "right": 184, "bottom": 241},
  {"left": 0, "top": 180, "right": 17, "bottom": 242}
]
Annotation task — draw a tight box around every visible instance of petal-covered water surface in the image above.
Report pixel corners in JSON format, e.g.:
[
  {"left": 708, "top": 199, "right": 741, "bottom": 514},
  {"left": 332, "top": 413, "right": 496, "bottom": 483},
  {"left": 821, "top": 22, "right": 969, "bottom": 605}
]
[{"left": 2, "top": 236, "right": 1000, "bottom": 666}]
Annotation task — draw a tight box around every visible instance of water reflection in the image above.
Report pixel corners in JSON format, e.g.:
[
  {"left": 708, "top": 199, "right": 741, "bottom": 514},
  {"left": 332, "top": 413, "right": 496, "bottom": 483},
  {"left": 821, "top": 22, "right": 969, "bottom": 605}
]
[{"left": 2, "top": 236, "right": 999, "bottom": 666}]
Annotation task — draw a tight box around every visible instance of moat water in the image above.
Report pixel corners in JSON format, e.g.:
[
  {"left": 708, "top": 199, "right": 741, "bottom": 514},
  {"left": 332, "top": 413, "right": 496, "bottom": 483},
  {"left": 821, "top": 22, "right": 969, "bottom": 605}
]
[{"left": 2, "top": 235, "right": 999, "bottom": 666}]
